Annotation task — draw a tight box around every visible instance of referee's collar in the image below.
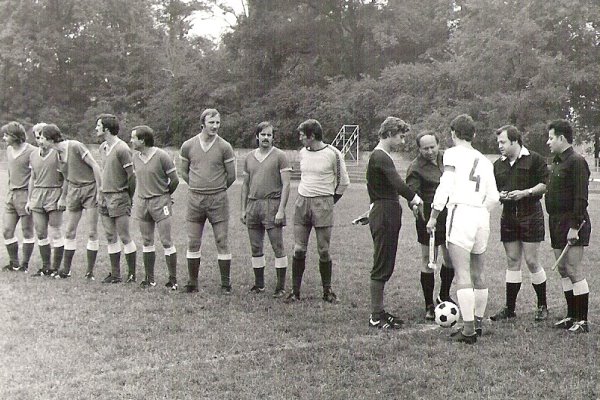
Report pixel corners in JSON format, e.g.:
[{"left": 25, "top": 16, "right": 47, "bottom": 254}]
[
  {"left": 554, "top": 146, "right": 574, "bottom": 162},
  {"left": 416, "top": 151, "right": 443, "bottom": 167},
  {"left": 500, "top": 146, "right": 530, "bottom": 162}
]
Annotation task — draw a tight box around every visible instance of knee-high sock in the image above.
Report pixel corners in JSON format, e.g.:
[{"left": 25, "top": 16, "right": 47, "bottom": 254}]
[
  {"left": 573, "top": 279, "right": 589, "bottom": 321},
  {"left": 108, "top": 242, "right": 121, "bottom": 278},
  {"left": 370, "top": 279, "right": 385, "bottom": 317},
  {"left": 319, "top": 259, "right": 333, "bottom": 290},
  {"left": 5, "top": 237, "right": 19, "bottom": 265},
  {"left": 531, "top": 269, "right": 547, "bottom": 307},
  {"left": 505, "top": 270, "right": 522, "bottom": 312},
  {"left": 561, "top": 277, "right": 575, "bottom": 319},
  {"left": 51, "top": 238, "right": 64, "bottom": 271},
  {"left": 457, "top": 288, "right": 475, "bottom": 335},
  {"left": 252, "top": 255, "right": 265, "bottom": 288},
  {"left": 62, "top": 239, "right": 77, "bottom": 274},
  {"left": 474, "top": 288, "right": 488, "bottom": 319},
  {"left": 186, "top": 250, "right": 201, "bottom": 286},
  {"left": 275, "top": 256, "right": 287, "bottom": 291},
  {"left": 291, "top": 256, "right": 306, "bottom": 296},
  {"left": 420, "top": 271, "right": 435, "bottom": 307},
  {"left": 123, "top": 241, "right": 137, "bottom": 277},
  {"left": 86, "top": 240, "right": 99, "bottom": 274},
  {"left": 22, "top": 238, "right": 35, "bottom": 268},
  {"left": 164, "top": 246, "right": 177, "bottom": 282},
  {"left": 439, "top": 264, "right": 454, "bottom": 299},
  {"left": 142, "top": 245, "right": 156, "bottom": 282},
  {"left": 38, "top": 238, "right": 51, "bottom": 270},
  {"left": 218, "top": 254, "right": 232, "bottom": 288}
]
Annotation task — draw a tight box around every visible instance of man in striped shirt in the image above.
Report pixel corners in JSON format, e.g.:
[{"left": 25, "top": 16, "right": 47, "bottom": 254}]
[
  {"left": 96, "top": 114, "right": 137, "bottom": 284},
  {"left": 179, "top": 109, "right": 236, "bottom": 294},
  {"left": 2, "top": 122, "right": 35, "bottom": 272},
  {"left": 130, "top": 125, "right": 179, "bottom": 289},
  {"left": 42, "top": 124, "right": 102, "bottom": 280},
  {"left": 285, "top": 119, "right": 350, "bottom": 303}
]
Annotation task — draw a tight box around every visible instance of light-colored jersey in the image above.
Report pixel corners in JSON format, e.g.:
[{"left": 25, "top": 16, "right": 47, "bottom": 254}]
[
  {"left": 133, "top": 147, "right": 177, "bottom": 199},
  {"left": 100, "top": 138, "right": 132, "bottom": 193},
  {"left": 298, "top": 145, "right": 350, "bottom": 197},
  {"left": 29, "top": 148, "right": 63, "bottom": 188},
  {"left": 61, "top": 140, "right": 95, "bottom": 186},
  {"left": 432, "top": 145, "right": 499, "bottom": 211},
  {"left": 7, "top": 143, "right": 35, "bottom": 190},
  {"left": 179, "top": 135, "right": 235, "bottom": 194},
  {"left": 244, "top": 147, "right": 291, "bottom": 199}
]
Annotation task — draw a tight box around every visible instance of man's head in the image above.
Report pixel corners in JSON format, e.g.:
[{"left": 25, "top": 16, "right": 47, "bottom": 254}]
[
  {"left": 547, "top": 119, "right": 573, "bottom": 154},
  {"left": 1, "top": 121, "right": 27, "bottom": 146},
  {"left": 32, "top": 122, "right": 48, "bottom": 147},
  {"left": 96, "top": 114, "right": 119, "bottom": 137},
  {"left": 200, "top": 108, "right": 220, "bottom": 137},
  {"left": 377, "top": 116, "right": 410, "bottom": 149},
  {"left": 297, "top": 119, "right": 323, "bottom": 148},
  {"left": 495, "top": 125, "right": 522, "bottom": 158},
  {"left": 415, "top": 131, "right": 439, "bottom": 162},
  {"left": 41, "top": 124, "right": 64, "bottom": 144},
  {"left": 130, "top": 125, "right": 154, "bottom": 151},
  {"left": 450, "top": 114, "right": 476, "bottom": 143},
  {"left": 255, "top": 121, "right": 274, "bottom": 149}
]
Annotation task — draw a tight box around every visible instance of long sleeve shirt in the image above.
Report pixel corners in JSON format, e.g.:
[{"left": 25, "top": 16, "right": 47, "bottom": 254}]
[
  {"left": 406, "top": 152, "right": 444, "bottom": 204},
  {"left": 367, "top": 148, "right": 415, "bottom": 203}
]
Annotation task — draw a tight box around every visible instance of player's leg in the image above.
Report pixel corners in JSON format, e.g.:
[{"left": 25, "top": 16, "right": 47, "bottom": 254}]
[
  {"left": 20, "top": 214, "right": 35, "bottom": 272},
  {"left": 100, "top": 214, "right": 122, "bottom": 282},
  {"left": 85, "top": 207, "right": 100, "bottom": 279},
  {"left": 287, "top": 223, "right": 310, "bottom": 302},
  {"left": 419, "top": 244, "right": 436, "bottom": 319},
  {"left": 32, "top": 211, "right": 51, "bottom": 275},
  {"left": 266, "top": 226, "right": 287, "bottom": 297},
  {"left": 315, "top": 226, "right": 337, "bottom": 302},
  {"left": 185, "top": 220, "right": 204, "bottom": 292},
  {"left": 470, "top": 251, "right": 488, "bottom": 337},
  {"left": 522, "top": 241, "right": 548, "bottom": 320},
  {"left": 47, "top": 209, "right": 65, "bottom": 276},
  {"left": 139, "top": 218, "right": 156, "bottom": 286},
  {"left": 438, "top": 244, "right": 455, "bottom": 303},
  {"left": 61, "top": 209, "right": 83, "bottom": 277},
  {"left": 156, "top": 216, "right": 177, "bottom": 289},
  {"left": 553, "top": 248, "right": 575, "bottom": 328},
  {"left": 248, "top": 226, "right": 266, "bottom": 292},
  {"left": 3, "top": 211, "right": 21, "bottom": 270},
  {"left": 448, "top": 243, "right": 477, "bottom": 341},
  {"left": 115, "top": 213, "right": 136, "bottom": 282},
  {"left": 491, "top": 241, "right": 522, "bottom": 321},
  {"left": 564, "top": 247, "right": 589, "bottom": 333},
  {"left": 212, "top": 220, "right": 232, "bottom": 293}
]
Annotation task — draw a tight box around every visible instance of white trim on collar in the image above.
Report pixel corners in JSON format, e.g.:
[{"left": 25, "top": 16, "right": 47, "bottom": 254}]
[{"left": 501, "top": 146, "right": 530, "bottom": 161}]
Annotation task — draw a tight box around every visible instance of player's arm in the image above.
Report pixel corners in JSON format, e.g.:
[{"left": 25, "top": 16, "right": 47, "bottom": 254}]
[
  {"left": 240, "top": 173, "right": 249, "bottom": 225},
  {"left": 167, "top": 170, "right": 179, "bottom": 195},
  {"left": 225, "top": 158, "right": 236, "bottom": 188},
  {"left": 483, "top": 166, "right": 500, "bottom": 211},
  {"left": 58, "top": 164, "right": 68, "bottom": 210},
  {"left": 570, "top": 157, "right": 590, "bottom": 230},
  {"left": 178, "top": 144, "right": 190, "bottom": 185},
  {"left": 83, "top": 153, "right": 103, "bottom": 197},
  {"left": 380, "top": 155, "right": 416, "bottom": 202},
  {"left": 125, "top": 165, "right": 136, "bottom": 199},
  {"left": 25, "top": 165, "right": 35, "bottom": 214},
  {"left": 427, "top": 164, "right": 454, "bottom": 233},
  {"left": 335, "top": 152, "right": 350, "bottom": 198},
  {"left": 275, "top": 168, "right": 291, "bottom": 224}
]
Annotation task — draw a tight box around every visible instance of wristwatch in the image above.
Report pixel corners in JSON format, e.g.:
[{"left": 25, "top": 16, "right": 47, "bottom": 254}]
[{"left": 528, "top": 189, "right": 533, "bottom": 196}]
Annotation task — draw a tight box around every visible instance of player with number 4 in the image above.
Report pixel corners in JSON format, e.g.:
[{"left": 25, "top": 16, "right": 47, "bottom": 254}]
[{"left": 427, "top": 115, "right": 499, "bottom": 344}]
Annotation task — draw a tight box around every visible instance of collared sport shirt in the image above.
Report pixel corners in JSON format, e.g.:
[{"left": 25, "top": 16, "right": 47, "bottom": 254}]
[
  {"left": 406, "top": 151, "right": 444, "bottom": 204},
  {"left": 545, "top": 146, "right": 589, "bottom": 229}
]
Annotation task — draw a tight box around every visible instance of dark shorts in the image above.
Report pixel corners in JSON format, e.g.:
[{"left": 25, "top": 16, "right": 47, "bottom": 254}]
[
  {"left": 99, "top": 191, "right": 132, "bottom": 218},
  {"left": 416, "top": 203, "right": 447, "bottom": 246},
  {"left": 500, "top": 203, "right": 545, "bottom": 243},
  {"left": 369, "top": 199, "right": 401, "bottom": 282},
  {"left": 186, "top": 190, "right": 229, "bottom": 224},
  {"left": 5, "top": 189, "right": 29, "bottom": 217},
  {"left": 66, "top": 182, "right": 97, "bottom": 211},
  {"left": 246, "top": 198, "right": 285, "bottom": 229},
  {"left": 30, "top": 187, "right": 62, "bottom": 213},
  {"left": 134, "top": 194, "right": 172, "bottom": 223},
  {"left": 293, "top": 195, "right": 334, "bottom": 228},
  {"left": 549, "top": 213, "right": 591, "bottom": 249}
]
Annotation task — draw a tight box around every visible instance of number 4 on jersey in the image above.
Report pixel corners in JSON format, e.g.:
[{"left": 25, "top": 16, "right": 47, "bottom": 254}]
[{"left": 469, "top": 159, "right": 481, "bottom": 192}]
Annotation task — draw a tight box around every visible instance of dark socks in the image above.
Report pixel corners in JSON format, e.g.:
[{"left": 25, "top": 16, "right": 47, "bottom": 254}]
[
  {"left": 62, "top": 249, "right": 76, "bottom": 273},
  {"left": 319, "top": 260, "right": 332, "bottom": 290},
  {"left": 6, "top": 242, "right": 19, "bottom": 265},
  {"left": 532, "top": 282, "right": 547, "bottom": 307},
  {"left": 291, "top": 256, "right": 306, "bottom": 296},
  {"left": 218, "top": 259, "right": 231, "bottom": 288},
  {"left": 109, "top": 252, "right": 121, "bottom": 278},
  {"left": 143, "top": 251, "right": 156, "bottom": 282},
  {"left": 439, "top": 264, "right": 454, "bottom": 299},
  {"left": 39, "top": 244, "right": 51, "bottom": 270},
  {"left": 86, "top": 250, "right": 98, "bottom": 274},
  {"left": 253, "top": 267, "right": 265, "bottom": 288},
  {"left": 187, "top": 257, "right": 201, "bottom": 285},
  {"left": 166, "top": 253, "right": 177, "bottom": 282},
  {"left": 421, "top": 272, "right": 435, "bottom": 307},
  {"left": 276, "top": 268, "right": 286, "bottom": 291},
  {"left": 125, "top": 251, "right": 136, "bottom": 277},
  {"left": 506, "top": 282, "right": 521, "bottom": 312},
  {"left": 565, "top": 290, "right": 575, "bottom": 319}
]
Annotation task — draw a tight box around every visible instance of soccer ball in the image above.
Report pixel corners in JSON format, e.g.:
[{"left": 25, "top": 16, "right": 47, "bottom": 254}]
[{"left": 434, "top": 301, "right": 460, "bottom": 328}]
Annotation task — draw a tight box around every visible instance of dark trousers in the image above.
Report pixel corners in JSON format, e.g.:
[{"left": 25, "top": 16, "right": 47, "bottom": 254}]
[{"left": 369, "top": 199, "right": 401, "bottom": 282}]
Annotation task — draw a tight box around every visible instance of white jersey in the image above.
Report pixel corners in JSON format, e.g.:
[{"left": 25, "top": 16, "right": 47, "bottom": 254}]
[{"left": 432, "top": 145, "right": 499, "bottom": 211}]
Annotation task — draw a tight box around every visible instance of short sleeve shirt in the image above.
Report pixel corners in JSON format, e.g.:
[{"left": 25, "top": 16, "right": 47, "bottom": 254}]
[
  {"left": 179, "top": 135, "right": 235, "bottom": 194},
  {"left": 62, "top": 140, "right": 96, "bottom": 186},
  {"left": 7, "top": 143, "right": 35, "bottom": 190},
  {"left": 244, "top": 147, "right": 291, "bottom": 199},
  {"left": 493, "top": 147, "right": 547, "bottom": 208},
  {"left": 29, "top": 148, "right": 63, "bottom": 188},
  {"left": 100, "top": 139, "right": 133, "bottom": 193},
  {"left": 133, "top": 147, "right": 177, "bottom": 199}
]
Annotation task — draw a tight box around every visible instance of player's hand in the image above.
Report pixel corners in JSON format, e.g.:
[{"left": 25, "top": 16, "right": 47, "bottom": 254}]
[
  {"left": 426, "top": 217, "right": 437, "bottom": 234},
  {"left": 57, "top": 198, "right": 66, "bottom": 212},
  {"left": 352, "top": 210, "right": 370, "bottom": 225},
  {"left": 412, "top": 204, "right": 420, "bottom": 219},
  {"left": 240, "top": 211, "right": 246, "bottom": 225},
  {"left": 25, "top": 202, "right": 32, "bottom": 215},
  {"left": 274, "top": 210, "right": 285, "bottom": 226},
  {"left": 567, "top": 228, "right": 579, "bottom": 245},
  {"left": 506, "top": 190, "right": 527, "bottom": 201},
  {"left": 499, "top": 191, "right": 509, "bottom": 202}
]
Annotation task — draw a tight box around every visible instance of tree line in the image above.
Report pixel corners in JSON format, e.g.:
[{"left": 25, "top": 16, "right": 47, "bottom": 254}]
[{"left": 1, "top": 0, "right": 599, "bottom": 155}]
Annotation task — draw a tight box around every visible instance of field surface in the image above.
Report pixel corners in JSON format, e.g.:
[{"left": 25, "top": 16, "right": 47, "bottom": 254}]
[{"left": 0, "top": 168, "right": 599, "bottom": 400}]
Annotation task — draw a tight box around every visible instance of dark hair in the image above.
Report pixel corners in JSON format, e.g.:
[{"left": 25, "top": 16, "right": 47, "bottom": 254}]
[
  {"left": 415, "top": 130, "right": 439, "bottom": 148},
  {"left": 41, "top": 124, "right": 64, "bottom": 143},
  {"left": 378, "top": 117, "right": 410, "bottom": 139},
  {"left": 495, "top": 125, "right": 522, "bottom": 146},
  {"left": 297, "top": 119, "right": 323, "bottom": 141},
  {"left": 547, "top": 119, "right": 573, "bottom": 144},
  {"left": 200, "top": 108, "right": 220, "bottom": 126},
  {"left": 132, "top": 125, "right": 154, "bottom": 147},
  {"left": 1, "top": 121, "right": 27, "bottom": 143},
  {"left": 450, "top": 114, "right": 476, "bottom": 141},
  {"left": 97, "top": 114, "right": 119, "bottom": 136},
  {"left": 255, "top": 121, "right": 274, "bottom": 146}
]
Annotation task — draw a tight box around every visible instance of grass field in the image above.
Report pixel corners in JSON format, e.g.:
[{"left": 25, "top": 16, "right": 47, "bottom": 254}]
[{"left": 1, "top": 169, "right": 599, "bottom": 400}]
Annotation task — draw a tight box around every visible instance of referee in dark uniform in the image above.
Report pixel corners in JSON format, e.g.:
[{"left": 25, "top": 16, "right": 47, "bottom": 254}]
[
  {"left": 546, "top": 119, "right": 591, "bottom": 333},
  {"left": 367, "top": 117, "right": 423, "bottom": 329},
  {"left": 490, "top": 125, "right": 549, "bottom": 322},
  {"left": 406, "top": 131, "right": 455, "bottom": 321}
]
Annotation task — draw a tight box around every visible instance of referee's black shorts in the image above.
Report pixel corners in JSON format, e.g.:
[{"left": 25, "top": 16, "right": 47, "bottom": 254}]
[
  {"left": 415, "top": 203, "right": 447, "bottom": 246},
  {"left": 549, "top": 212, "right": 591, "bottom": 249},
  {"left": 500, "top": 202, "right": 545, "bottom": 243}
]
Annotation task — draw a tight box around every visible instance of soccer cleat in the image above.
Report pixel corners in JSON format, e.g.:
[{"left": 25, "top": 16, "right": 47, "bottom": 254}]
[
  {"left": 450, "top": 329, "right": 477, "bottom": 344},
  {"left": 102, "top": 273, "right": 122, "bottom": 284},
  {"left": 33, "top": 269, "right": 47, "bottom": 277},
  {"left": 435, "top": 295, "right": 456, "bottom": 306},
  {"left": 54, "top": 271, "right": 71, "bottom": 279},
  {"left": 165, "top": 280, "right": 178, "bottom": 290},
  {"left": 490, "top": 306, "right": 516, "bottom": 321},
  {"left": 284, "top": 293, "right": 301, "bottom": 303},
  {"left": 554, "top": 317, "right": 574, "bottom": 330},
  {"left": 369, "top": 315, "right": 400, "bottom": 329},
  {"left": 3, "top": 263, "right": 17, "bottom": 271},
  {"left": 534, "top": 305, "right": 549, "bottom": 321},
  {"left": 323, "top": 289, "right": 338, "bottom": 303},
  {"left": 249, "top": 285, "right": 265, "bottom": 294},
  {"left": 475, "top": 317, "right": 484, "bottom": 337},
  {"left": 272, "top": 288, "right": 286, "bottom": 298},
  {"left": 220, "top": 285, "right": 232, "bottom": 295},
  {"left": 125, "top": 274, "right": 136, "bottom": 283},
  {"left": 567, "top": 320, "right": 589, "bottom": 334},
  {"left": 425, "top": 304, "right": 435, "bottom": 321},
  {"left": 17, "top": 264, "right": 28, "bottom": 273},
  {"left": 140, "top": 280, "right": 156, "bottom": 288},
  {"left": 47, "top": 269, "right": 58, "bottom": 277},
  {"left": 84, "top": 272, "right": 95, "bottom": 281},
  {"left": 184, "top": 284, "right": 198, "bottom": 293},
  {"left": 383, "top": 312, "right": 404, "bottom": 328}
]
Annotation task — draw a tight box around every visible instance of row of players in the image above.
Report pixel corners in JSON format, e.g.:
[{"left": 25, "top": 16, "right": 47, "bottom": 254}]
[{"left": 1, "top": 110, "right": 592, "bottom": 343}]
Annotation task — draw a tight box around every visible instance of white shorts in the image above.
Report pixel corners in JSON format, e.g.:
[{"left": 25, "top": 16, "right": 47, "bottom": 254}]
[{"left": 446, "top": 204, "right": 490, "bottom": 254}]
